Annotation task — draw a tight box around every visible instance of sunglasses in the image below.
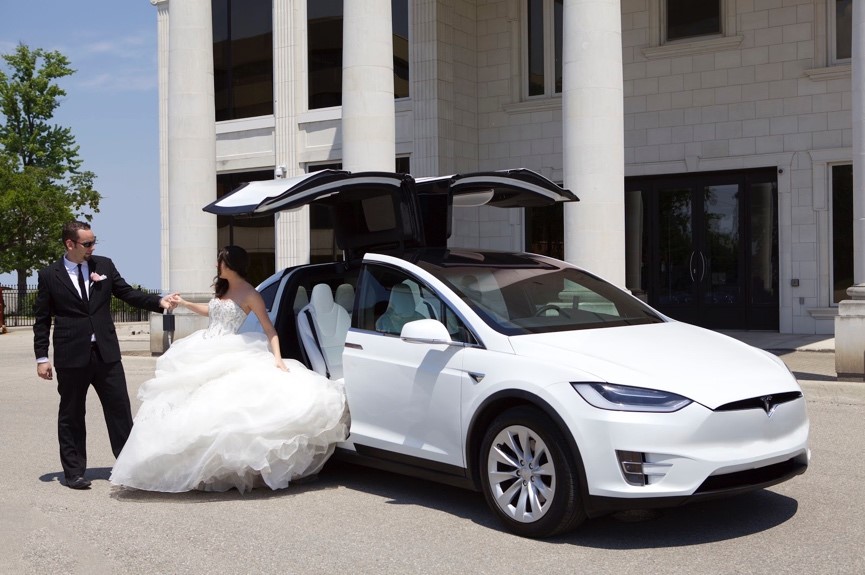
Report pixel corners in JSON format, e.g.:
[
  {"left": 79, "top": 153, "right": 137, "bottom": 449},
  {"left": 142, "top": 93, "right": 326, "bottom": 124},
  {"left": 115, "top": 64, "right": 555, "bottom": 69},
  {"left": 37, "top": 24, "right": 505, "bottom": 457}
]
[{"left": 74, "top": 240, "right": 98, "bottom": 248}]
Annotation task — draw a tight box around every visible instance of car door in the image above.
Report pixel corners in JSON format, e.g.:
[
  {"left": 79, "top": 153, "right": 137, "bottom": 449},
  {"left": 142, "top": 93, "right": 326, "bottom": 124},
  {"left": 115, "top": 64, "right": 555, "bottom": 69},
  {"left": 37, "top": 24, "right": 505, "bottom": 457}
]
[
  {"left": 205, "top": 168, "right": 578, "bottom": 256},
  {"left": 342, "top": 263, "right": 475, "bottom": 468}
]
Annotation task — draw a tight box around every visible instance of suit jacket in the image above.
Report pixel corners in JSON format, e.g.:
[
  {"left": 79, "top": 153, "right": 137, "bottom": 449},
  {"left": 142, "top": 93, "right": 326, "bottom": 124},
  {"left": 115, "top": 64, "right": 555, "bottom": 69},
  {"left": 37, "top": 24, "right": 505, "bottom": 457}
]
[{"left": 33, "top": 255, "right": 164, "bottom": 368}]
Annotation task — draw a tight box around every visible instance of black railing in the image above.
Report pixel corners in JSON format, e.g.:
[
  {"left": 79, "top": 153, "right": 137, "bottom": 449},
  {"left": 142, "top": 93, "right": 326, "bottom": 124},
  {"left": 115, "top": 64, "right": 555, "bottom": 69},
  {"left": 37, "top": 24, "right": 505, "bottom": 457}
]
[{"left": 0, "top": 285, "right": 161, "bottom": 327}]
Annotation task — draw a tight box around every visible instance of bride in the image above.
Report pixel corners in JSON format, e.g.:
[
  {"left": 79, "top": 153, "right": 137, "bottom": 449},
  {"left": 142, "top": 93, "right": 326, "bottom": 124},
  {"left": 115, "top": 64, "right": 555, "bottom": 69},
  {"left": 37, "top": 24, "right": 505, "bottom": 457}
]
[{"left": 110, "top": 246, "right": 348, "bottom": 493}]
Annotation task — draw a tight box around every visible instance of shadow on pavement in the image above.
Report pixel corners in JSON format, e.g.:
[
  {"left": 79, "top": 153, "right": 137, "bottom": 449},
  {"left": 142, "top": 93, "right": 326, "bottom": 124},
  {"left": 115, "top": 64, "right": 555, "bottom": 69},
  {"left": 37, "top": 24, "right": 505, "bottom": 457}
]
[
  {"left": 312, "top": 461, "right": 799, "bottom": 546},
  {"left": 789, "top": 371, "right": 837, "bottom": 382},
  {"left": 554, "top": 489, "right": 797, "bottom": 548}
]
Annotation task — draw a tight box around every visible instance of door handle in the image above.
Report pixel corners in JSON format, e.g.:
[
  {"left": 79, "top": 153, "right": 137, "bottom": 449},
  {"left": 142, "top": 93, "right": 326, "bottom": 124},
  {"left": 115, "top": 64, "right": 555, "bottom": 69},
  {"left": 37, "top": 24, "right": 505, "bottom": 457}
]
[
  {"left": 689, "top": 251, "right": 697, "bottom": 282},
  {"left": 698, "top": 251, "right": 707, "bottom": 283}
]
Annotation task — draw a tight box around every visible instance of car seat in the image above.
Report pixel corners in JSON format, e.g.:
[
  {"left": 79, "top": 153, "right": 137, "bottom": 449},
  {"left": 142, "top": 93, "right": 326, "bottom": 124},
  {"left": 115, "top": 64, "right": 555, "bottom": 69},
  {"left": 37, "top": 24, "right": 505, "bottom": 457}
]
[
  {"left": 297, "top": 284, "right": 350, "bottom": 380},
  {"left": 375, "top": 283, "right": 426, "bottom": 335},
  {"left": 335, "top": 283, "right": 355, "bottom": 314}
]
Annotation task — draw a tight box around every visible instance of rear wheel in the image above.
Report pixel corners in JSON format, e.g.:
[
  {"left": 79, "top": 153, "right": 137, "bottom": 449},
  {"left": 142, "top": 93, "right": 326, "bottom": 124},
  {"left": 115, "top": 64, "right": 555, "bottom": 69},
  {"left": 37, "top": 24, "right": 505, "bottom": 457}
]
[{"left": 479, "top": 406, "right": 585, "bottom": 538}]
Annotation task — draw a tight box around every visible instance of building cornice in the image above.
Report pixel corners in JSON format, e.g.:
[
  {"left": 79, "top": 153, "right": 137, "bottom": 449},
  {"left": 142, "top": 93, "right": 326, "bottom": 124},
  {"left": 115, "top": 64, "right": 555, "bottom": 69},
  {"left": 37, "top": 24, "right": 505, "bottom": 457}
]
[{"left": 641, "top": 35, "right": 744, "bottom": 60}]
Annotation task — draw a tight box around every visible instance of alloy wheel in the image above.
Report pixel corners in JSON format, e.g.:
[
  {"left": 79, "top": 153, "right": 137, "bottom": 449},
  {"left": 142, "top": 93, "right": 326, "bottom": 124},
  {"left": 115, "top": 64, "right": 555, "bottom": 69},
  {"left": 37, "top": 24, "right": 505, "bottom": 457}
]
[{"left": 485, "top": 424, "right": 556, "bottom": 523}]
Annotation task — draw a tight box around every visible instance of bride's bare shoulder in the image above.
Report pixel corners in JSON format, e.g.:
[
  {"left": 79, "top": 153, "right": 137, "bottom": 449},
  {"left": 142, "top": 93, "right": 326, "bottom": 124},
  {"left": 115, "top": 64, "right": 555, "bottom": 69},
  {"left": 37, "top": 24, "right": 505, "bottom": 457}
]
[{"left": 238, "top": 283, "right": 264, "bottom": 309}]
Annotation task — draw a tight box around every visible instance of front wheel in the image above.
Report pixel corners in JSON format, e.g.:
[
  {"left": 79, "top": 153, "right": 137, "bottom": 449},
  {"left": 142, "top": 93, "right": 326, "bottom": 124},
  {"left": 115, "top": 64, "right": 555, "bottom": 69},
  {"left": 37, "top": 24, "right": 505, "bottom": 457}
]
[{"left": 479, "top": 406, "right": 585, "bottom": 538}]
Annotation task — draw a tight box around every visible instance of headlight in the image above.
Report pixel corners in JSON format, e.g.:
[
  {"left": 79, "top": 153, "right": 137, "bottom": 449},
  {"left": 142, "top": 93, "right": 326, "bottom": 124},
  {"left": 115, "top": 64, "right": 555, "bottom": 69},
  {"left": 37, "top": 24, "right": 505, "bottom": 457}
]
[{"left": 572, "top": 382, "right": 692, "bottom": 413}]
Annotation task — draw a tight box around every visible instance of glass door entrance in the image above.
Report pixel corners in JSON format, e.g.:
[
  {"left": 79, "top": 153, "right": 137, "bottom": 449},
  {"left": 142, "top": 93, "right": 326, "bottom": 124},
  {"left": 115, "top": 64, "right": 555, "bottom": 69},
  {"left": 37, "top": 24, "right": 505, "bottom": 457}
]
[{"left": 626, "top": 169, "right": 778, "bottom": 330}]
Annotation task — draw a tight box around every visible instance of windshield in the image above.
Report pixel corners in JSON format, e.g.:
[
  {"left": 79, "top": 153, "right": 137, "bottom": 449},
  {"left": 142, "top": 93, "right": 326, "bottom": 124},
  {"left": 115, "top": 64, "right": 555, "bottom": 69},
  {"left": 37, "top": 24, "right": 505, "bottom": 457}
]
[{"left": 418, "top": 252, "right": 664, "bottom": 335}]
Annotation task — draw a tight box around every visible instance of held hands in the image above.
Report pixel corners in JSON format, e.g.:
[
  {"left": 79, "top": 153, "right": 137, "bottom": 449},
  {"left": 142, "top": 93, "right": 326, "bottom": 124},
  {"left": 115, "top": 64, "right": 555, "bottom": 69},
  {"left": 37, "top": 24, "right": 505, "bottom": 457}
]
[
  {"left": 168, "top": 293, "right": 185, "bottom": 309},
  {"left": 159, "top": 293, "right": 181, "bottom": 311}
]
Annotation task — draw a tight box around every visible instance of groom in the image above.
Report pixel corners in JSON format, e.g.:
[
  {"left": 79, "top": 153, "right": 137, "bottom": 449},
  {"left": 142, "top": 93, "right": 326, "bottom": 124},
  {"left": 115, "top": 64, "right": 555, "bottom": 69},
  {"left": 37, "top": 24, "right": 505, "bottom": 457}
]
[{"left": 33, "top": 221, "right": 175, "bottom": 489}]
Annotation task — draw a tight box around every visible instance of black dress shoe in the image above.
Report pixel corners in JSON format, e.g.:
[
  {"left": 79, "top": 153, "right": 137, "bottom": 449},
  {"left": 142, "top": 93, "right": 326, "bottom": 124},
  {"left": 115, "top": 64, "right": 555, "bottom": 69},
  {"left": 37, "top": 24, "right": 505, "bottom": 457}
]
[{"left": 66, "top": 475, "right": 92, "bottom": 490}]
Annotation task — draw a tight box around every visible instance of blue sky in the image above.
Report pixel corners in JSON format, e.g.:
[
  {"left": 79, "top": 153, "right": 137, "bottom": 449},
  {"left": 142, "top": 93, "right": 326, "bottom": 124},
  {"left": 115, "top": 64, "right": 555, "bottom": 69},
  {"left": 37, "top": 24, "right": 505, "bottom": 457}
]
[{"left": 1, "top": 0, "right": 162, "bottom": 289}]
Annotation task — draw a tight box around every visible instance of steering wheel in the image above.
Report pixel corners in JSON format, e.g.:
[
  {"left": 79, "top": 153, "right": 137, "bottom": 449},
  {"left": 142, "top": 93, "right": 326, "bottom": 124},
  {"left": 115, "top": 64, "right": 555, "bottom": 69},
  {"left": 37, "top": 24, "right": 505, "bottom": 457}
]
[{"left": 534, "top": 304, "right": 566, "bottom": 317}]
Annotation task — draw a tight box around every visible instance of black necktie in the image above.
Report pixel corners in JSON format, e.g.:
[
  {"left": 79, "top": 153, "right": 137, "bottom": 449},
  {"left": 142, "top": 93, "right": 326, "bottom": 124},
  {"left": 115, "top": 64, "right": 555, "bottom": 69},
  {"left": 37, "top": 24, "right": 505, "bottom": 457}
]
[{"left": 77, "top": 264, "right": 88, "bottom": 302}]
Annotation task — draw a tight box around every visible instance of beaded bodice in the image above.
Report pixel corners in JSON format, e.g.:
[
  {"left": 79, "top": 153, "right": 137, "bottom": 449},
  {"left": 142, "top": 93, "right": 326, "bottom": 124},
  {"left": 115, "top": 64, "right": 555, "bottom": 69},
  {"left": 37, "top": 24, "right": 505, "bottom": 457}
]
[{"left": 204, "top": 298, "right": 247, "bottom": 338}]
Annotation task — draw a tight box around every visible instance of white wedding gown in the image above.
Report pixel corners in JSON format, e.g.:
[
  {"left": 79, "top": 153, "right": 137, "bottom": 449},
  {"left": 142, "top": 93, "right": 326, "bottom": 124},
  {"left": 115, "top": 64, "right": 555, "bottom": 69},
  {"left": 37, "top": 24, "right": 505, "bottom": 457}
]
[{"left": 110, "top": 298, "right": 348, "bottom": 493}]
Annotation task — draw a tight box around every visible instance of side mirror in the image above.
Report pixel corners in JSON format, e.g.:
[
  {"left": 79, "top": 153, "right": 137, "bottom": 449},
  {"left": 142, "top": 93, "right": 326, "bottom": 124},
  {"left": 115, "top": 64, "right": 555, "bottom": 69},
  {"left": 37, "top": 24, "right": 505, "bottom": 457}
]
[{"left": 400, "top": 318, "right": 458, "bottom": 345}]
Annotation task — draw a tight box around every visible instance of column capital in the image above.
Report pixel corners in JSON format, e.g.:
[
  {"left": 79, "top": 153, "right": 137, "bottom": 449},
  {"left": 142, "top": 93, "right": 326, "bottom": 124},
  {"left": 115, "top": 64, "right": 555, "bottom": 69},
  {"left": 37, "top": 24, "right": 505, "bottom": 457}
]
[{"left": 150, "top": 0, "right": 167, "bottom": 6}]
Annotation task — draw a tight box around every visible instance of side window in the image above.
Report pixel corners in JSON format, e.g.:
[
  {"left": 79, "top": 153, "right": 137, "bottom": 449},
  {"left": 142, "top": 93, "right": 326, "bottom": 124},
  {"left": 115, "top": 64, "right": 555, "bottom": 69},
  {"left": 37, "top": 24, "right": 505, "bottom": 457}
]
[
  {"left": 664, "top": 0, "right": 721, "bottom": 43},
  {"left": 832, "top": 0, "right": 852, "bottom": 63},
  {"left": 831, "top": 164, "right": 854, "bottom": 303},
  {"left": 524, "top": 0, "right": 563, "bottom": 99},
  {"left": 357, "top": 265, "right": 474, "bottom": 343}
]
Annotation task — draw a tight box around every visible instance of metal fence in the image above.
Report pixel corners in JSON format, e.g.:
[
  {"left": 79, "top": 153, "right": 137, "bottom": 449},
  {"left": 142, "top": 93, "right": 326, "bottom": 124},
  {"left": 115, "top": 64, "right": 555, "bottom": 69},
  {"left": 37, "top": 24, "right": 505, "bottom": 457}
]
[{"left": 0, "top": 285, "right": 161, "bottom": 327}]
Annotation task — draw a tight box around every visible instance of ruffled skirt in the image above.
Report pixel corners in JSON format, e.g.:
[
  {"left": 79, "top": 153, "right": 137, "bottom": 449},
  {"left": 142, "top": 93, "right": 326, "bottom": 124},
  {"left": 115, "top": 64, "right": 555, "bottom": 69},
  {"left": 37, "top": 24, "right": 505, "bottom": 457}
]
[{"left": 110, "top": 330, "right": 348, "bottom": 493}]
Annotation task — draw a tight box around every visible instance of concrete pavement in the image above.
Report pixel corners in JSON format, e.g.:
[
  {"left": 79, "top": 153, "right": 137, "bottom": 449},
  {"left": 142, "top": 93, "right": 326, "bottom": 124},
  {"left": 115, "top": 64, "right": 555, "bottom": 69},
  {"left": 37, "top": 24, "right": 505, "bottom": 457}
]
[{"left": 2, "top": 322, "right": 863, "bottom": 575}]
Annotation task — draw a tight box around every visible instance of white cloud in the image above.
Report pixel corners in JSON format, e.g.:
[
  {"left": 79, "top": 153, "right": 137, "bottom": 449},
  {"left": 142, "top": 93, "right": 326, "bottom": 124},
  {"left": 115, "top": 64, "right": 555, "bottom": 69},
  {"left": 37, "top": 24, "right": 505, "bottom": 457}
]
[
  {"left": 69, "top": 31, "right": 157, "bottom": 94},
  {"left": 75, "top": 68, "right": 156, "bottom": 93}
]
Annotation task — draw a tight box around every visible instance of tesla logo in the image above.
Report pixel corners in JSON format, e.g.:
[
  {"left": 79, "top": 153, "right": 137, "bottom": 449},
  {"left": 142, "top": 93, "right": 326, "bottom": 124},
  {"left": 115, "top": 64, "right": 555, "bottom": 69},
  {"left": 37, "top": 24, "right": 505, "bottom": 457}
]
[{"left": 761, "top": 395, "right": 778, "bottom": 418}]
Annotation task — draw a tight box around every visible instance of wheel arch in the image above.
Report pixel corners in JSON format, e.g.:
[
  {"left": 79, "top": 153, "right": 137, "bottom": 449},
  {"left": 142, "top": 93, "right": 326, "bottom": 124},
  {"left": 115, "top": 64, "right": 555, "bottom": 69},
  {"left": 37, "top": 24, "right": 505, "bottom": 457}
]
[{"left": 465, "top": 389, "right": 590, "bottom": 505}]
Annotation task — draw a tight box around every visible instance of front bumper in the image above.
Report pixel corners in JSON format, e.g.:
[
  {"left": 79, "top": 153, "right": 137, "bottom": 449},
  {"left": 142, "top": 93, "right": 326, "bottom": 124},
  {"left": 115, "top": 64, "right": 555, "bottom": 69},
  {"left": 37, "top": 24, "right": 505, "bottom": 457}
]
[{"left": 548, "top": 382, "right": 810, "bottom": 508}]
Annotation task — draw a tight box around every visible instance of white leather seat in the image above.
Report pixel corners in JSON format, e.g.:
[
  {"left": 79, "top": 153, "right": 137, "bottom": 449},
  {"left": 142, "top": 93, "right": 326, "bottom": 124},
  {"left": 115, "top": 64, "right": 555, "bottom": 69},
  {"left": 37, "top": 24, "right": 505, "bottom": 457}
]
[
  {"left": 375, "top": 283, "right": 426, "bottom": 335},
  {"left": 335, "top": 283, "right": 355, "bottom": 314},
  {"left": 297, "top": 284, "right": 350, "bottom": 380},
  {"left": 293, "top": 286, "right": 309, "bottom": 314}
]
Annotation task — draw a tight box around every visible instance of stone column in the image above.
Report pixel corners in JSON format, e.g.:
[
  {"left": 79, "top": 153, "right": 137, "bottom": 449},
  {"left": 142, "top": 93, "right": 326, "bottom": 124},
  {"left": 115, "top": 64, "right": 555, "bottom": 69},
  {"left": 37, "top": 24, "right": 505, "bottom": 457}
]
[
  {"left": 152, "top": 0, "right": 170, "bottom": 291},
  {"left": 853, "top": 0, "right": 865, "bottom": 284},
  {"left": 151, "top": 0, "right": 217, "bottom": 352},
  {"left": 149, "top": 0, "right": 172, "bottom": 353},
  {"left": 166, "top": 0, "right": 217, "bottom": 294},
  {"left": 561, "top": 0, "right": 625, "bottom": 287},
  {"left": 835, "top": 6, "right": 865, "bottom": 380},
  {"left": 272, "top": 0, "right": 310, "bottom": 270},
  {"left": 341, "top": 0, "right": 395, "bottom": 172}
]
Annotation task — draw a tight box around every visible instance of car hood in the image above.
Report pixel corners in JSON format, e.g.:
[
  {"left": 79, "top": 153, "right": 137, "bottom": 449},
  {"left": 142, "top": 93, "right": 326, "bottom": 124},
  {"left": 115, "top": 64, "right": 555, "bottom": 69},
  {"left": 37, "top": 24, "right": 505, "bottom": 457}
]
[{"left": 508, "top": 321, "right": 800, "bottom": 409}]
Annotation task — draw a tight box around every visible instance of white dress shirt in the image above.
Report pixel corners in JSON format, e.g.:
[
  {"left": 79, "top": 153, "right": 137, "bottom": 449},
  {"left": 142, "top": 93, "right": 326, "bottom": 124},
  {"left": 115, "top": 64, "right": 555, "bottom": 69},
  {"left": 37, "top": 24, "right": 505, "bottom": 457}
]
[{"left": 64, "top": 257, "right": 90, "bottom": 300}]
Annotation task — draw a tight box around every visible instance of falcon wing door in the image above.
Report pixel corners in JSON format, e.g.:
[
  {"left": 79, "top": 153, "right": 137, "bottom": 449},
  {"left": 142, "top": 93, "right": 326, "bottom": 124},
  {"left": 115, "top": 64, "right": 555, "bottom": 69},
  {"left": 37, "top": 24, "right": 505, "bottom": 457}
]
[
  {"left": 414, "top": 168, "right": 578, "bottom": 246},
  {"left": 449, "top": 169, "right": 578, "bottom": 207},
  {"left": 204, "top": 170, "right": 423, "bottom": 259}
]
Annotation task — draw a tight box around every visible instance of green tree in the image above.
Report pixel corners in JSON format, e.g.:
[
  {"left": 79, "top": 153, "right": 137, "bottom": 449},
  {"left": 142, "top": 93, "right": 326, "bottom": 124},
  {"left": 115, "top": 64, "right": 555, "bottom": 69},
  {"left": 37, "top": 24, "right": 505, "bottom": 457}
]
[{"left": 0, "top": 44, "right": 100, "bottom": 299}]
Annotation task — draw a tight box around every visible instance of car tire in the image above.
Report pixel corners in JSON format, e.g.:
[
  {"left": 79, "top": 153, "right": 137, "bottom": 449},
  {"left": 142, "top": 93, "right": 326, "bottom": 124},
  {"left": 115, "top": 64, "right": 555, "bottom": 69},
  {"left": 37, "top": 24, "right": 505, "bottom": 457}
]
[{"left": 479, "top": 406, "right": 585, "bottom": 538}]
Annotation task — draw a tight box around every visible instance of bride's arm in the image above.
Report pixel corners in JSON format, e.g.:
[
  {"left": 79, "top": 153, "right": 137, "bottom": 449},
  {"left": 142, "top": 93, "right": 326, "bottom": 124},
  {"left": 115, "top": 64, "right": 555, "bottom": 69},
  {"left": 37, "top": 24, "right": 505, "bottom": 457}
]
[
  {"left": 247, "top": 291, "right": 288, "bottom": 371},
  {"left": 174, "top": 296, "right": 210, "bottom": 317}
]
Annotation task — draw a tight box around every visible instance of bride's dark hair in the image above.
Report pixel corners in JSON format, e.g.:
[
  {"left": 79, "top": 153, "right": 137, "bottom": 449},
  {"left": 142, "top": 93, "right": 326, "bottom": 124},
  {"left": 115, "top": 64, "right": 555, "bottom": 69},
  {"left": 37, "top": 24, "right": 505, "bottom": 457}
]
[{"left": 213, "top": 245, "right": 250, "bottom": 298}]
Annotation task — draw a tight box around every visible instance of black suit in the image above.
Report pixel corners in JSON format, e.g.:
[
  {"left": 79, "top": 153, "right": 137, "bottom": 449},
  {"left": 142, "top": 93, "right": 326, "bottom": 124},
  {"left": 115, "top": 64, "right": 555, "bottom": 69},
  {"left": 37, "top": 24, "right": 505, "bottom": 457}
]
[{"left": 33, "top": 255, "right": 164, "bottom": 480}]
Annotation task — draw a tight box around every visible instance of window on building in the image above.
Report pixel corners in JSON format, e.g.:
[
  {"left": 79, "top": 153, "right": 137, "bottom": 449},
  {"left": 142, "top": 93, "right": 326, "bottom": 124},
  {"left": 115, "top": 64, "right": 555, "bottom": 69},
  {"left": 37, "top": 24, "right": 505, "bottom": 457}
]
[
  {"left": 216, "top": 170, "right": 275, "bottom": 284},
  {"left": 831, "top": 0, "right": 852, "bottom": 63},
  {"left": 213, "top": 0, "right": 274, "bottom": 121},
  {"left": 664, "top": 0, "right": 721, "bottom": 43},
  {"left": 832, "top": 164, "right": 854, "bottom": 304},
  {"left": 524, "top": 202, "right": 564, "bottom": 260},
  {"left": 525, "top": 0, "right": 562, "bottom": 98},
  {"left": 307, "top": 0, "right": 410, "bottom": 110}
]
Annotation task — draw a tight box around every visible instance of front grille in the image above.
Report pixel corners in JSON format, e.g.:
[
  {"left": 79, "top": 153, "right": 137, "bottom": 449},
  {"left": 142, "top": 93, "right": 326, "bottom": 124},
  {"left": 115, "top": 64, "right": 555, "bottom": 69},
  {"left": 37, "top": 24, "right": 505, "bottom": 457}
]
[
  {"left": 694, "top": 457, "right": 806, "bottom": 494},
  {"left": 715, "top": 391, "right": 802, "bottom": 413}
]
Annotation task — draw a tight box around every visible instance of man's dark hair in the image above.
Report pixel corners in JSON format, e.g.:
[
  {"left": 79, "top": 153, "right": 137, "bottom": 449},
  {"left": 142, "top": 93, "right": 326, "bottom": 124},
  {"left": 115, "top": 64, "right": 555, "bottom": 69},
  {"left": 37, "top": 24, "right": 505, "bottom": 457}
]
[{"left": 62, "top": 221, "right": 91, "bottom": 244}]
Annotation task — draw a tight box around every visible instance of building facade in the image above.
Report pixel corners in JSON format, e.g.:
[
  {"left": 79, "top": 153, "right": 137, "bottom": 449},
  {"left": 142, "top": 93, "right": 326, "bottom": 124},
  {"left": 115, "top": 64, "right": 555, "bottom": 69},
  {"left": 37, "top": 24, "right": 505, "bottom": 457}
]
[{"left": 152, "top": 0, "right": 860, "bottom": 335}]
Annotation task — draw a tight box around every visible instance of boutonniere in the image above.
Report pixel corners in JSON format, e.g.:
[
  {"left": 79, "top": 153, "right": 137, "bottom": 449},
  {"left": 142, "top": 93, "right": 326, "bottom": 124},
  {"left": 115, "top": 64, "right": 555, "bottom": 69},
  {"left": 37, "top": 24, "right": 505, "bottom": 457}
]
[{"left": 90, "top": 272, "right": 108, "bottom": 283}]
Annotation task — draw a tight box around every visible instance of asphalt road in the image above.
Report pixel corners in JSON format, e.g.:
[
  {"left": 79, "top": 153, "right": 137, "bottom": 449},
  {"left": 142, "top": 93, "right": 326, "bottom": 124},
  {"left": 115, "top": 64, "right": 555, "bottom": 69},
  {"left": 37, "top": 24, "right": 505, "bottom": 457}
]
[{"left": 1, "top": 327, "right": 863, "bottom": 575}]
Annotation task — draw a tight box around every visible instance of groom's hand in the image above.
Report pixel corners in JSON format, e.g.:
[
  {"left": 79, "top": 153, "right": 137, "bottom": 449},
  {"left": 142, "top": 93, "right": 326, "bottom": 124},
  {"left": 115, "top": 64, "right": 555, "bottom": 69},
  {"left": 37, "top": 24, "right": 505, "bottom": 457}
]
[
  {"left": 159, "top": 293, "right": 179, "bottom": 310},
  {"left": 37, "top": 361, "right": 53, "bottom": 380}
]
